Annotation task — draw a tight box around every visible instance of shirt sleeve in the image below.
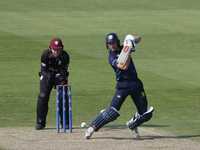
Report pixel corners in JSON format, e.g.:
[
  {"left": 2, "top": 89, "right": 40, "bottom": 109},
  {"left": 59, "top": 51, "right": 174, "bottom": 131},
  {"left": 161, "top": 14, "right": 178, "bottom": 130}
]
[
  {"left": 60, "top": 52, "right": 70, "bottom": 77},
  {"left": 40, "top": 51, "right": 48, "bottom": 73},
  {"left": 108, "top": 55, "right": 118, "bottom": 68}
]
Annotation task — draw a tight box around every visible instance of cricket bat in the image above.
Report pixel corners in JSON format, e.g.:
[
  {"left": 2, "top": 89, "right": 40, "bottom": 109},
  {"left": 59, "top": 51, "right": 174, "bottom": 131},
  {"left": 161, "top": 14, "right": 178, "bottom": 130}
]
[{"left": 117, "top": 40, "right": 132, "bottom": 64}]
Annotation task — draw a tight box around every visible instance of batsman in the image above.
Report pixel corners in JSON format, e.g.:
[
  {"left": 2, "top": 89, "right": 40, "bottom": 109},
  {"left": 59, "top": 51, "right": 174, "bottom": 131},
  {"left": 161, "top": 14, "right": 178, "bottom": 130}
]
[
  {"left": 84, "top": 33, "right": 154, "bottom": 139},
  {"left": 35, "top": 38, "right": 70, "bottom": 130}
]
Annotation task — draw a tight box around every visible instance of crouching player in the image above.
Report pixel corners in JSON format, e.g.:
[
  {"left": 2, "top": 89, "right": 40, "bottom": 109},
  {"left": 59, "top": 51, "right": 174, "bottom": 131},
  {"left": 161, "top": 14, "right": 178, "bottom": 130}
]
[
  {"left": 35, "top": 38, "right": 70, "bottom": 130},
  {"left": 84, "top": 33, "right": 154, "bottom": 139}
]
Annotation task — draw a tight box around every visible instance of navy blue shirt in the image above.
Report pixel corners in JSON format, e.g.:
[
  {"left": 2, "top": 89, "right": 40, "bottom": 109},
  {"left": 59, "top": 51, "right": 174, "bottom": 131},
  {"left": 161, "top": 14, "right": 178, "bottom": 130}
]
[{"left": 108, "top": 50, "right": 138, "bottom": 81}]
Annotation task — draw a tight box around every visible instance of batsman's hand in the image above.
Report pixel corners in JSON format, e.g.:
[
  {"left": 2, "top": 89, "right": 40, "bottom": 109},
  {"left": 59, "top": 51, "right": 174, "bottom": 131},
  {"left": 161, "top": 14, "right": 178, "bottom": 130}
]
[
  {"left": 125, "top": 34, "right": 135, "bottom": 42},
  {"left": 130, "top": 40, "right": 136, "bottom": 52},
  {"left": 124, "top": 34, "right": 136, "bottom": 52}
]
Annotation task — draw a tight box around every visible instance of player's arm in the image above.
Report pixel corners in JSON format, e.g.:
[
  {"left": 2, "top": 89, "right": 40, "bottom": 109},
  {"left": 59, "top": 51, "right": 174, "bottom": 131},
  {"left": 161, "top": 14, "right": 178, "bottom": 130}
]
[
  {"left": 134, "top": 36, "right": 141, "bottom": 44},
  {"left": 60, "top": 53, "right": 70, "bottom": 77},
  {"left": 116, "top": 36, "right": 140, "bottom": 70},
  {"left": 117, "top": 55, "right": 131, "bottom": 70},
  {"left": 117, "top": 35, "right": 141, "bottom": 65},
  {"left": 39, "top": 52, "right": 48, "bottom": 76},
  {"left": 55, "top": 53, "right": 70, "bottom": 85}
]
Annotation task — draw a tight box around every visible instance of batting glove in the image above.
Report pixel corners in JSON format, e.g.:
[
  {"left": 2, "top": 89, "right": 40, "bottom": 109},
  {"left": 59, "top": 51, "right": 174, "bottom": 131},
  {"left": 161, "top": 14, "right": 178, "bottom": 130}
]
[{"left": 124, "top": 34, "right": 136, "bottom": 52}]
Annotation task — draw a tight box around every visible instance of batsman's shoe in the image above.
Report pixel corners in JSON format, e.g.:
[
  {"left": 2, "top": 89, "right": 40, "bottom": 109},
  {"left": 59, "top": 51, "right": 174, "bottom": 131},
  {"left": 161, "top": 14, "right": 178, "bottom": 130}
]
[
  {"left": 131, "top": 128, "right": 139, "bottom": 138},
  {"left": 84, "top": 127, "right": 94, "bottom": 139},
  {"left": 35, "top": 123, "right": 45, "bottom": 130},
  {"left": 126, "top": 118, "right": 134, "bottom": 127}
]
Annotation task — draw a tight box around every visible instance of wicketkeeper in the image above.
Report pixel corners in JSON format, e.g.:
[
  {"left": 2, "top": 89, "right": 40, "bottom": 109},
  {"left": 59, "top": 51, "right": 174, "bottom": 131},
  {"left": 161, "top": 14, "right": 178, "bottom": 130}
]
[
  {"left": 35, "top": 38, "right": 70, "bottom": 130},
  {"left": 84, "top": 33, "right": 154, "bottom": 139}
]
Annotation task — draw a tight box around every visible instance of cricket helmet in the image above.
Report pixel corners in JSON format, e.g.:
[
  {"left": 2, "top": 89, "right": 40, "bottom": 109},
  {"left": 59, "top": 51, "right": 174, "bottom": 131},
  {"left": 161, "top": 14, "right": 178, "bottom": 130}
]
[
  {"left": 105, "top": 33, "right": 120, "bottom": 49},
  {"left": 49, "top": 38, "right": 63, "bottom": 49}
]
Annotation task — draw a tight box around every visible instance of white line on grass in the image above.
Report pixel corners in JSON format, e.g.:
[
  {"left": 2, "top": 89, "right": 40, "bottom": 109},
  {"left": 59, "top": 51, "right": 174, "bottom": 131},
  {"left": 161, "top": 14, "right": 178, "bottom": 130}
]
[{"left": 139, "top": 128, "right": 165, "bottom": 137}]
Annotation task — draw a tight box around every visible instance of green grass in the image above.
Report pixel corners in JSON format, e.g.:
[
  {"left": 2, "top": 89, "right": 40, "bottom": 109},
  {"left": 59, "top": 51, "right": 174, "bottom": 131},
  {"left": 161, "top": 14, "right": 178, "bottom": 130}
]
[{"left": 0, "top": 0, "right": 199, "bottom": 144}]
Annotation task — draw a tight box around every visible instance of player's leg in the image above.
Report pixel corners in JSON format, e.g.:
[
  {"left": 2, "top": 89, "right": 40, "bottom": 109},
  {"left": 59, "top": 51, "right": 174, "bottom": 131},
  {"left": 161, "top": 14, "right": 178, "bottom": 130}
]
[
  {"left": 36, "top": 75, "right": 52, "bottom": 130},
  {"left": 128, "top": 79, "right": 154, "bottom": 134},
  {"left": 84, "top": 107, "right": 120, "bottom": 139},
  {"left": 110, "top": 88, "right": 129, "bottom": 111},
  {"left": 128, "top": 107, "right": 154, "bottom": 128},
  {"left": 84, "top": 88, "right": 128, "bottom": 139}
]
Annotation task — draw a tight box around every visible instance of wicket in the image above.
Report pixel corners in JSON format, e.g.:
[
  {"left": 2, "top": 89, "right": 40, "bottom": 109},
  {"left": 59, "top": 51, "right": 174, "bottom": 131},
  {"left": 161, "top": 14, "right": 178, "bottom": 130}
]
[{"left": 56, "top": 84, "right": 72, "bottom": 133}]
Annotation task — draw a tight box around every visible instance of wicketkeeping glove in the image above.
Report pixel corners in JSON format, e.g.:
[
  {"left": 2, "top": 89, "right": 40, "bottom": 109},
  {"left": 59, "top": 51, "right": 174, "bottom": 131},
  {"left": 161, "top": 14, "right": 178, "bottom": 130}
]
[
  {"left": 55, "top": 73, "right": 67, "bottom": 86},
  {"left": 46, "top": 72, "right": 55, "bottom": 86}
]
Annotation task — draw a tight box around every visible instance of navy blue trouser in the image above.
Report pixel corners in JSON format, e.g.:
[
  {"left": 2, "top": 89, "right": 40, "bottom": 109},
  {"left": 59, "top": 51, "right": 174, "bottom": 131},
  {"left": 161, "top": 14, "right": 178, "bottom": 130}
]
[{"left": 110, "top": 79, "right": 147, "bottom": 115}]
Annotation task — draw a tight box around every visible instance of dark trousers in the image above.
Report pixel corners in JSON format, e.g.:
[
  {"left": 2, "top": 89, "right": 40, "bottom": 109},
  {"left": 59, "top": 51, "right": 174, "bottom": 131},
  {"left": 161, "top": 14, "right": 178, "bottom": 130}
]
[
  {"left": 36, "top": 74, "right": 69, "bottom": 125},
  {"left": 110, "top": 79, "right": 148, "bottom": 115}
]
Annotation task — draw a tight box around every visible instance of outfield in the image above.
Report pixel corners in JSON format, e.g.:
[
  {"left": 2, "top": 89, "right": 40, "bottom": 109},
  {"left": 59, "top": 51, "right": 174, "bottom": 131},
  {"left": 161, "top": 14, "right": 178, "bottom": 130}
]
[{"left": 0, "top": 0, "right": 199, "bottom": 149}]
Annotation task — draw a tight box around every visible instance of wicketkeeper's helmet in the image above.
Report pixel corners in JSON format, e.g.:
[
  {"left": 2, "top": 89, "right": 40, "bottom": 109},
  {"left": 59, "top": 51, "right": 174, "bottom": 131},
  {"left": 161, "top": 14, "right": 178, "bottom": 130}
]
[
  {"left": 105, "top": 33, "right": 120, "bottom": 49},
  {"left": 49, "top": 38, "right": 63, "bottom": 49}
]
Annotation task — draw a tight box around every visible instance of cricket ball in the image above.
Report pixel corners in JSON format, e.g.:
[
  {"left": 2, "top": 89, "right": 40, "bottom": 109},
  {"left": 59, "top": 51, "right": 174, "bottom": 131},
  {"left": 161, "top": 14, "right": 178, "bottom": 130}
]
[{"left": 81, "top": 122, "right": 87, "bottom": 128}]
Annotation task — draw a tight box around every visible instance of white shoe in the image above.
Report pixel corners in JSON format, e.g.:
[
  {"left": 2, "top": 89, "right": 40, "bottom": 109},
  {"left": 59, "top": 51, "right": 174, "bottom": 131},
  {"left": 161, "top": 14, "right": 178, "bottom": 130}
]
[
  {"left": 84, "top": 127, "right": 94, "bottom": 139},
  {"left": 131, "top": 128, "right": 139, "bottom": 137},
  {"left": 126, "top": 112, "right": 140, "bottom": 127},
  {"left": 126, "top": 118, "right": 139, "bottom": 137},
  {"left": 126, "top": 118, "right": 134, "bottom": 127}
]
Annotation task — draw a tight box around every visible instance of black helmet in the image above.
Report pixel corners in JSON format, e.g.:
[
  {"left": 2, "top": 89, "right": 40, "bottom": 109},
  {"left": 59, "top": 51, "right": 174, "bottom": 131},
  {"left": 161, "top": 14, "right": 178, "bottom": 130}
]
[{"left": 105, "top": 33, "right": 120, "bottom": 49}]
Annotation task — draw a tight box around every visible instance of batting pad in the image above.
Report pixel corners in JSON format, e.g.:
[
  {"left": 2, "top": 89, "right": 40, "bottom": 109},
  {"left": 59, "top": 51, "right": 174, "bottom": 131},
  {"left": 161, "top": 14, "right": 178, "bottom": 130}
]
[
  {"left": 128, "top": 107, "right": 154, "bottom": 129},
  {"left": 89, "top": 107, "right": 120, "bottom": 131}
]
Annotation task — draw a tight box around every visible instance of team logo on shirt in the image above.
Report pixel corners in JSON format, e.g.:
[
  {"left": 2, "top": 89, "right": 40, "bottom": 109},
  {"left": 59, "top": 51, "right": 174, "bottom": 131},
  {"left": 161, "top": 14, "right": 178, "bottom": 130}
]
[{"left": 41, "top": 62, "right": 46, "bottom": 67}]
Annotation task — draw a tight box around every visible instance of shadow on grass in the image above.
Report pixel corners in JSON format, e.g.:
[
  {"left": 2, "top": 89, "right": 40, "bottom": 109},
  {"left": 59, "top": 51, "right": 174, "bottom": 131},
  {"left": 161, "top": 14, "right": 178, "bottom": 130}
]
[
  {"left": 141, "top": 124, "right": 170, "bottom": 128},
  {"left": 44, "top": 124, "right": 169, "bottom": 130},
  {"left": 98, "top": 124, "right": 200, "bottom": 140},
  {"left": 43, "top": 125, "right": 200, "bottom": 140},
  {"left": 102, "top": 124, "right": 169, "bottom": 129},
  {"left": 94, "top": 135, "right": 200, "bottom": 141}
]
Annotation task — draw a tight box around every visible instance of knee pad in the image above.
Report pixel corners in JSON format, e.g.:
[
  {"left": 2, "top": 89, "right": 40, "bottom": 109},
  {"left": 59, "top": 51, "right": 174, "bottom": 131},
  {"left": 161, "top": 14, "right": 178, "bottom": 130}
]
[
  {"left": 128, "top": 107, "right": 154, "bottom": 129},
  {"left": 37, "top": 93, "right": 49, "bottom": 111},
  {"left": 38, "top": 93, "right": 48, "bottom": 102},
  {"left": 90, "top": 107, "right": 120, "bottom": 131}
]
